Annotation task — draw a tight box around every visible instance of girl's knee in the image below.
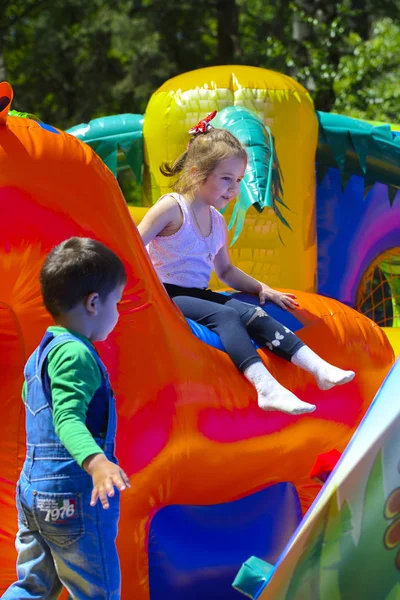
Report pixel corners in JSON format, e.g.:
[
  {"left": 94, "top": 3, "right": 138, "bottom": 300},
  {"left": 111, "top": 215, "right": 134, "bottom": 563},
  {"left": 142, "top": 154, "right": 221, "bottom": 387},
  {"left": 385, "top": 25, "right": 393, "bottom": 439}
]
[
  {"left": 244, "top": 305, "right": 268, "bottom": 326},
  {"left": 215, "top": 306, "right": 242, "bottom": 323}
]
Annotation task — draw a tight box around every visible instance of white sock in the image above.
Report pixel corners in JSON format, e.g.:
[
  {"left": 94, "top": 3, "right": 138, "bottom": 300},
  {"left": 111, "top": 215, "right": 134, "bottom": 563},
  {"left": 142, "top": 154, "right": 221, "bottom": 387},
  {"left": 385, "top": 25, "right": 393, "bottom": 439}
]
[
  {"left": 291, "top": 346, "right": 355, "bottom": 391},
  {"left": 244, "top": 361, "right": 316, "bottom": 415}
]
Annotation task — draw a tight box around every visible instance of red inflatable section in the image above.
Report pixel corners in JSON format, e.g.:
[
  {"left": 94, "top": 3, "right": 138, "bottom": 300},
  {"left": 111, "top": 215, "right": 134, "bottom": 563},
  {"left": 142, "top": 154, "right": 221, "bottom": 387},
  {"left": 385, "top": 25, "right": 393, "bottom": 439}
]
[{"left": 0, "top": 82, "right": 394, "bottom": 599}]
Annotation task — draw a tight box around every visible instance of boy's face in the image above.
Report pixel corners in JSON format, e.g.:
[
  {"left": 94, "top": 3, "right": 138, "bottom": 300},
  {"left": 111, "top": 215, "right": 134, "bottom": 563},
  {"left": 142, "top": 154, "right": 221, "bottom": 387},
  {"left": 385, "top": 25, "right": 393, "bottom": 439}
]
[{"left": 92, "top": 283, "right": 125, "bottom": 342}]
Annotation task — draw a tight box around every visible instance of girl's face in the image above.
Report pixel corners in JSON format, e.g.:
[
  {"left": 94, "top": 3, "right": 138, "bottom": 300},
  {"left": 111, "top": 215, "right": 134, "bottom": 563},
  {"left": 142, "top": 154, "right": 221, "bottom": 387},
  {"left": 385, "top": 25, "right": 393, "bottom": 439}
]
[{"left": 196, "top": 157, "right": 247, "bottom": 210}]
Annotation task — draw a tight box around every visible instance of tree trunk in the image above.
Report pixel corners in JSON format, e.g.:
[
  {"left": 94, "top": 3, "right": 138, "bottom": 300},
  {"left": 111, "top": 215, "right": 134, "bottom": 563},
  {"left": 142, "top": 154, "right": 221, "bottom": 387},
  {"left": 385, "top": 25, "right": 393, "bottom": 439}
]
[
  {"left": 216, "top": 0, "right": 240, "bottom": 64},
  {"left": 0, "top": 53, "right": 6, "bottom": 81},
  {"left": 292, "top": 0, "right": 341, "bottom": 112},
  {"left": 350, "top": 0, "right": 371, "bottom": 40}
]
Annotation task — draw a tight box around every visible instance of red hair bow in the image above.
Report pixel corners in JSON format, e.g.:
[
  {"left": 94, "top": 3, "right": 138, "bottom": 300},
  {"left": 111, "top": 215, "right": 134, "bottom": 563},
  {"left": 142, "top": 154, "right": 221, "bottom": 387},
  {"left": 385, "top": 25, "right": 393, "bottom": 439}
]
[{"left": 188, "top": 110, "right": 217, "bottom": 135}]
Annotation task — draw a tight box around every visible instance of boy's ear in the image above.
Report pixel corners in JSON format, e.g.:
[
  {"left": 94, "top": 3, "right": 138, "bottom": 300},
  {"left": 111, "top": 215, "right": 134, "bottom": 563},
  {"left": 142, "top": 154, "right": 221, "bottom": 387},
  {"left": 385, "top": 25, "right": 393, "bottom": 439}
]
[{"left": 85, "top": 292, "right": 99, "bottom": 315}]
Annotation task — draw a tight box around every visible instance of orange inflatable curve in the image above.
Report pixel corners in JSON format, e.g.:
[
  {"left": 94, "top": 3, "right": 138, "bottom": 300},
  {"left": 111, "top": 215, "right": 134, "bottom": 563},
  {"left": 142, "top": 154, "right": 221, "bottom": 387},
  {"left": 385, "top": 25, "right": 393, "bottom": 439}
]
[{"left": 0, "top": 83, "right": 394, "bottom": 598}]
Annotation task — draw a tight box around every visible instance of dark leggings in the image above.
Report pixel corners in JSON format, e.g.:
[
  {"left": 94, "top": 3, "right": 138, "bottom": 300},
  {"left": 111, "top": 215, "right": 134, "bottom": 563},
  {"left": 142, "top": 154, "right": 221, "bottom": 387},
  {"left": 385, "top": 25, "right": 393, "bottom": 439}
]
[{"left": 164, "top": 284, "right": 304, "bottom": 372}]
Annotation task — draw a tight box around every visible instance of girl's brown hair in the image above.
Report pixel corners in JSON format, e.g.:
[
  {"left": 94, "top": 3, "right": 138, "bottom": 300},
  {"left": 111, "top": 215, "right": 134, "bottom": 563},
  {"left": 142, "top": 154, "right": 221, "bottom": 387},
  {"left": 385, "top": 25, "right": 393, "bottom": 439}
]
[{"left": 160, "top": 128, "right": 247, "bottom": 198}]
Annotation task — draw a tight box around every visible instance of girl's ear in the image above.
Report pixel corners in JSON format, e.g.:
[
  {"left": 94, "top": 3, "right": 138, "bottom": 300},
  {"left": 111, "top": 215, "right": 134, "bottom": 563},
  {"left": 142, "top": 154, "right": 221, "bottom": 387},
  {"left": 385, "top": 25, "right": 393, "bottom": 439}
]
[
  {"left": 85, "top": 292, "right": 99, "bottom": 315},
  {"left": 189, "top": 166, "right": 198, "bottom": 177}
]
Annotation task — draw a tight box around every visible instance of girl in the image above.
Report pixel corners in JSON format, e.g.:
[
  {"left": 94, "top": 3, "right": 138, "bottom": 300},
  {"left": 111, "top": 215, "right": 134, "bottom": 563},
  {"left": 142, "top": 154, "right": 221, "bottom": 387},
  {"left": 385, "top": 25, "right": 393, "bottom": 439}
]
[{"left": 138, "top": 113, "right": 354, "bottom": 415}]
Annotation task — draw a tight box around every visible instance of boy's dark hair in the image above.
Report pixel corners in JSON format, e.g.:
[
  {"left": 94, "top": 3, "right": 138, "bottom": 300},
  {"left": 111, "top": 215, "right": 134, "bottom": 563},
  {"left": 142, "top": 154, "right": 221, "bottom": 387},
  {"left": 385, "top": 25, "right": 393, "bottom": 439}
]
[{"left": 40, "top": 237, "right": 127, "bottom": 317}]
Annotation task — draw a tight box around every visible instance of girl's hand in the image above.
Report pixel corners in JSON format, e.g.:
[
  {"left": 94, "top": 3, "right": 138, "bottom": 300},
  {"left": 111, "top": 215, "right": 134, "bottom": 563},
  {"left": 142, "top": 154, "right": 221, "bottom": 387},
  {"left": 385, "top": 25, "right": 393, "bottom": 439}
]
[
  {"left": 258, "top": 284, "right": 299, "bottom": 310},
  {"left": 82, "top": 453, "right": 131, "bottom": 509}
]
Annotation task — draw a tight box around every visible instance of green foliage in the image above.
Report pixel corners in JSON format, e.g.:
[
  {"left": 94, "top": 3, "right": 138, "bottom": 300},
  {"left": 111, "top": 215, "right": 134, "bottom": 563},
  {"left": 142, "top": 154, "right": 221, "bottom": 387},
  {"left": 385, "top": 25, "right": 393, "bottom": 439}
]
[
  {"left": 334, "top": 18, "right": 400, "bottom": 122},
  {"left": 3, "top": 0, "right": 123, "bottom": 127},
  {"left": 2, "top": 0, "right": 399, "bottom": 129},
  {"left": 239, "top": 0, "right": 400, "bottom": 119}
]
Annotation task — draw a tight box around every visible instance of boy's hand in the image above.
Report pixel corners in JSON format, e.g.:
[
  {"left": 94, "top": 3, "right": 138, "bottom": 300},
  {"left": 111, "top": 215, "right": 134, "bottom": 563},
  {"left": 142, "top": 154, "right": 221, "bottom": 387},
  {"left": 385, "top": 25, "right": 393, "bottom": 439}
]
[
  {"left": 258, "top": 283, "right": 299, "bottom": 310},
  {"left": 82, "top": 453, "right": 130, "bottom": 509}
]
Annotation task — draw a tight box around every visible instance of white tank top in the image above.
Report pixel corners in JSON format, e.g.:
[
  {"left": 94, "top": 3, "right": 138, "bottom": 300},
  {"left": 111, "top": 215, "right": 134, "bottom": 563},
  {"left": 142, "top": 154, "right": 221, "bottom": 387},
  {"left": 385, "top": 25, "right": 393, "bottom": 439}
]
[{"left": 147, "top": 193, "right": 226, "bottom": 288}]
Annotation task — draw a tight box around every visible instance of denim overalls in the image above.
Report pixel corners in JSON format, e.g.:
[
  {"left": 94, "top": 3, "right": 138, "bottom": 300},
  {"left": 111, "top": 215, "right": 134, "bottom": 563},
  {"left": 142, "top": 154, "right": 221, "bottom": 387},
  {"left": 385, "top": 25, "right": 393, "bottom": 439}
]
[{"left": 3, "top": 332, "right": 121, "bottom": 600}]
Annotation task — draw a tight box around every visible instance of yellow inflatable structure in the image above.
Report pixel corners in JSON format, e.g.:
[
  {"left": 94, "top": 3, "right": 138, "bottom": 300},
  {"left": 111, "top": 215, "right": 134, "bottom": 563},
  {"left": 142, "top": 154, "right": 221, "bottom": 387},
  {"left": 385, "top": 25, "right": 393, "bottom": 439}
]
[{"left": 142, "top": 65, "right": 318, "bottom": 292}]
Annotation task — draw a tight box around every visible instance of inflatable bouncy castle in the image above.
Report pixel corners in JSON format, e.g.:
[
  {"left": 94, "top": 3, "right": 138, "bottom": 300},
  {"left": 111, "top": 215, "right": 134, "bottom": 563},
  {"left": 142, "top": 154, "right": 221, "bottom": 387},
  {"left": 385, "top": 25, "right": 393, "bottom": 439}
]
[
  {"left": 0, "top": 67, "right": 397, "bottom": 600},
  {"left": 68, "top": 66, "right": 400, "bottom": 345}
]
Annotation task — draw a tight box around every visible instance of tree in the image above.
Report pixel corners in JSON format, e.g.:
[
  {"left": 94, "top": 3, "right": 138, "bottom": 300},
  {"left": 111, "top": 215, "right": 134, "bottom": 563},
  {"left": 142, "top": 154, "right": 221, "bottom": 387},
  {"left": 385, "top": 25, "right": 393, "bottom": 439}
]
[
  {"left": 334, "top": 18, "right": 400, "bottom": 123},
  {"left": 238, "top": 0, "right": 400, "bottom": 116},
  {"left": 2, "top": 0, "right": 400, "bottom": 128},
  {"left": 3, "top": 0, "right": 122, "bottom": 126}
]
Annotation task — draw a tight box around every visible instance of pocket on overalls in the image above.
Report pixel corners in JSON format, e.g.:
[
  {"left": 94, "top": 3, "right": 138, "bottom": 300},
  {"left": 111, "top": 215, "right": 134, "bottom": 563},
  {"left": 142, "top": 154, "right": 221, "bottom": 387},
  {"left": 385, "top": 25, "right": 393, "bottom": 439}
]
[
  {"left": 32, "top": 490, "right": 85, "bottom": 547},
  {"left": 15, "top": 482, "right": 28, "bottom": 527}
]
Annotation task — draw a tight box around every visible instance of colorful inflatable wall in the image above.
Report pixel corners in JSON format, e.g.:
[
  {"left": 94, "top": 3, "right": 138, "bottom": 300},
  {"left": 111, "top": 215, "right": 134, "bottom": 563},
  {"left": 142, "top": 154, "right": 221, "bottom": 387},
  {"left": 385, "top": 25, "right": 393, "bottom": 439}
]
[
  {"left": 316, "top": 115, "right": 400, "bottom": 322},
  {"left": 234, "top": 356, "right": 400, "bottom": 599},
  {"left": 67, "top": 67, "right": 400, "bottom": 350},
  {"left": 0, "top": 72, "right": 395, "bottom": 600}
]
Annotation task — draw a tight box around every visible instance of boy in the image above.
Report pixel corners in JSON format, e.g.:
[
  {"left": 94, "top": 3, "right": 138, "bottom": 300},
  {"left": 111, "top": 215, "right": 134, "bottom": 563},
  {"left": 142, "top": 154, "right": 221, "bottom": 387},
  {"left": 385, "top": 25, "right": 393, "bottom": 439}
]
[{"left": 3, "top": 237, "right": 129, "bottom": 600}]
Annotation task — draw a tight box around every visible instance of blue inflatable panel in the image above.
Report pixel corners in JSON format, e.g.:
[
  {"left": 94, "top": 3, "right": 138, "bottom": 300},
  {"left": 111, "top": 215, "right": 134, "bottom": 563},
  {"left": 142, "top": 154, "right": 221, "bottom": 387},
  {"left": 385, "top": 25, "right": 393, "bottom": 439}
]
[
  {"left": 148, "top": 482, "right": 302, "bottom": 600},
  {"left": 186, "top": 292, "right": 304, "bottom": 352},
  {"left": 37, "top": 121, "right": 60, "bottom": 134},
  {"left": 316, "top": 168, "right": 400, "bottom": 308},
  {"left": 186, "top": 318, "right": 232, "bottom": 351}
]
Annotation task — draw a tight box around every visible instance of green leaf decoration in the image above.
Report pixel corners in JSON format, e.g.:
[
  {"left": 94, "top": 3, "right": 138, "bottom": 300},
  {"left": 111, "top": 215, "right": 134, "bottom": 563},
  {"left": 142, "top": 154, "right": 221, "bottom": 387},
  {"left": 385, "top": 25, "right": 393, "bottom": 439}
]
[
  {"left": 9, "top": 109, "right": 41, "bottom": 122},
  {"left": 317, "top": 111, "right": 400, "bottom": 204},
  {"left": 284, "top": 504, "right": 330, "bottom": 600},
  {"left": 213, "top": 106, "right": 287, "bottom": 246},
  {"left": 388, "top": 185, "right": 399, "bottom": 206},
  {"left": 316, "top": 162, "right": 331, "bottom": 186},
  {"left": 363, "top": 185, "right": 374, "bottom": 200},
  {"left": 272, "top": 450, "right": 399, "bottom": 600},
  {"left": 385, "top": 583, "right": 400, "bottom": 600},
  {"left": 336, "top": 451, "right": 399, "bottom": 600},
  {"left": 66, "top": 114, "right": 144, "bottom": 184}
]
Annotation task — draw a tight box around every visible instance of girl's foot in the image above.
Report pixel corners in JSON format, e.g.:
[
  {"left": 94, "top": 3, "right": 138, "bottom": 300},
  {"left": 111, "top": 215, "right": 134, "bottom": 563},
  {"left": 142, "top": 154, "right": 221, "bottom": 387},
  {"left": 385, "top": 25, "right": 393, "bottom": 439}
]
[
  {"left": 258, "top": 383, "right": 316, "bottom": 415},
  {"left": 315, "top": 366, "right": 355, "bottom": 391},
  {"left": 244, "top": 361, "right": 316, "bottom": 415},
  {"left": 291, "top": 346, "right": 355, "bottom": 391}
]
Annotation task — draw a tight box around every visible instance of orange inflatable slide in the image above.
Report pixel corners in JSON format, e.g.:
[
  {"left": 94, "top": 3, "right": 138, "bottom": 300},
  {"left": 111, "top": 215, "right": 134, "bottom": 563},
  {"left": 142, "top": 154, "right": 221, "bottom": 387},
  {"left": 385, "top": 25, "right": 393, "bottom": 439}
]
[{"left": 0, "top": 81, "right": 394, "bottom": 599}]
